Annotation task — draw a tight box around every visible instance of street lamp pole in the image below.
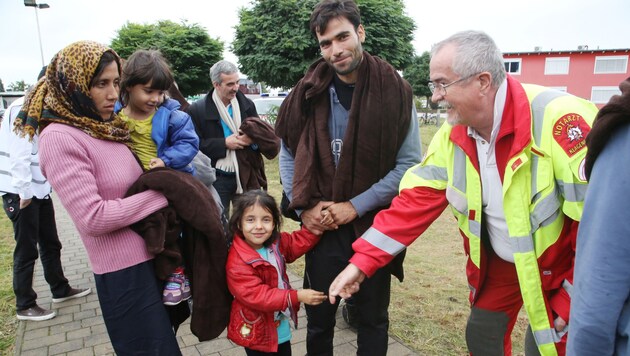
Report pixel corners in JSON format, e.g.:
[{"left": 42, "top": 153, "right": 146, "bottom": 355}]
[{"left": 24, "top": 0, "right": 50, "bottom": 67}]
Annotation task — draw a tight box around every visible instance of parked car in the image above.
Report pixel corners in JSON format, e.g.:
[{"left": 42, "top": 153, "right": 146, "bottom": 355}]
[{"left": 253, "top": 97, "right": 285, "bottom": 125}]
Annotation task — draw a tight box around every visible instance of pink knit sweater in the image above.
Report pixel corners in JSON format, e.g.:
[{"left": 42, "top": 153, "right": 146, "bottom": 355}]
[{"left": 39, "top": 123, "right": 168, "bottom": 274}]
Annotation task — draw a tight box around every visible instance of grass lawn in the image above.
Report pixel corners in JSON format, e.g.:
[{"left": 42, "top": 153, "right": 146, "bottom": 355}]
[{"left": 0, "top": 214, "right": 17, "bottom": 354}]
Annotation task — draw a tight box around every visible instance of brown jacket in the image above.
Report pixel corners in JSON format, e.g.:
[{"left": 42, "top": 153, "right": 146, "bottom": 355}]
[{"left": 236, "top": 117, "right": 280, "bottom": 190}]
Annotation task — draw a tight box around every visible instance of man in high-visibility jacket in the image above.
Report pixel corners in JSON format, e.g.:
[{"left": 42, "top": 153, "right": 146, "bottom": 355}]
[{"left": 329, "top": 30, "right": 598, "bottom": 356}]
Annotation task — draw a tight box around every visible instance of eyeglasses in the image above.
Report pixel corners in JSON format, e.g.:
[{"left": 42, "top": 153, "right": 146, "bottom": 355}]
[{"left": 428, "top": 74, "right": 477, "bottom": 95}]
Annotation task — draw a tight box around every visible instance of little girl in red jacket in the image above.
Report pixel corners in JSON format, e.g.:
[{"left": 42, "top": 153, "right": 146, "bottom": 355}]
[{"left": 226, "top": 190, "right": 327, "bottom": 355}]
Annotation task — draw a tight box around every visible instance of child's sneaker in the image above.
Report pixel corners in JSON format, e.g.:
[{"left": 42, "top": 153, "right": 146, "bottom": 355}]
[
  {"left": 163, "top": 266, "right": 185, "bottom": 305},
  {"left": 163, "top": 280, "right": 183, "bottom": 305},
  {"left": 181, "top": 276, "right": 191, "bottom": 301}
]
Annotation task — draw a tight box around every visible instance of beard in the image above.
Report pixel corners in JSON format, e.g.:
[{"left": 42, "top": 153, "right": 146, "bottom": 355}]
[
  {"left": 439, "top": 100, "right": 461, "bottom": 126},
  {"left": 329, "top": 43, "right": 363, "bottom": 76}
]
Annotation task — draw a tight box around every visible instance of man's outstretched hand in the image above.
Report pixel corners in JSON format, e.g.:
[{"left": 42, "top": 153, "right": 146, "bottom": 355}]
[{"left": 328, "top": 263, "right": 366, "bottom": 304}]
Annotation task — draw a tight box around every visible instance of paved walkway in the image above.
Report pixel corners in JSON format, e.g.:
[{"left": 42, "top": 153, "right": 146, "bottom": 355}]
[{"left": 13, "top": 196, "right": 417, "bottom": 355}]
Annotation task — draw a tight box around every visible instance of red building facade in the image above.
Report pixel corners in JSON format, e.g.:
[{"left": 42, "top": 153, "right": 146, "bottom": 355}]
[{"left": 503, "top": 48, "right": 629, "bottom": 107}]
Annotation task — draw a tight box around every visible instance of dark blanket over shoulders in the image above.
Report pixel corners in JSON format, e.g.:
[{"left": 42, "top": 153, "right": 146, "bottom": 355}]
[
  {"left": 125, "top": 168, "right": 231, "bottom": 341},
  {"left": 275, "top": 52, "right": 413, "bottom": 281},
  {"left": 275, "top": 51, "right": 413, "bottom": 236}
]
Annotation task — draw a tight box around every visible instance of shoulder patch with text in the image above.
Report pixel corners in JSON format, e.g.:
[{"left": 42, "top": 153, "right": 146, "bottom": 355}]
[{"left": 552, "top": 113, "right": 590, "bottom": 157}]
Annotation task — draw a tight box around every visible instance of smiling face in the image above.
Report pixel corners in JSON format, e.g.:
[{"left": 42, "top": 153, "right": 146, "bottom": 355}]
[
  {"left": 316, "top": 16, "right": 365, "bottom": 84},
  {"left": 213, "top": 72, "right": 240, "bottom": 106},
  {"left": 429, "top": 44, "right": 484, "bottom": 128},
  {"left": 125, "top": 80, "right": 165, "bottom": 118},
  {"left": 89, "top": 61, "right": 120, "bottom": 121},
  {"left": 240, "top": 203, "right": 275, "bottom": 250}
]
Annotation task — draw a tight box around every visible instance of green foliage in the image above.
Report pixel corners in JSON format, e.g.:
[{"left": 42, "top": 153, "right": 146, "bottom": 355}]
[
  {"left": 7, "top": 80, "right": 29, "bottom": 92},
  {"left": 233, "top": 0, "right": 415, "bottom": 89},
  {"left": 111, "top": 20, "right": 224, "bottom": 97},
  {"left": 404, "top": 51, "right": 432, "bottom": 104},
  {"left": 357, "top": 0, "right": 415, "bottom": 70},
  {"left": 233, "top": 0, "right": 319, "bottom": 89}
]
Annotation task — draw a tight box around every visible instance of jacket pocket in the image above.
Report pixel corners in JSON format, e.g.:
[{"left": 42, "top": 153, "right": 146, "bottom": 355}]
[
  {"left": 227, "top": 303, "right": 264, "bottom": 348},
  {"left": 2, "top": 194, "right": 20, "bottom": 222}
]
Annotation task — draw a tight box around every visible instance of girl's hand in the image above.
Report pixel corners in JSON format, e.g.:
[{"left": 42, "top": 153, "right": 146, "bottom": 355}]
[
  {"left": 297, "top": 289, "right": 327, "bottom": 306},
  {"left": 149, "top": 158, "right": 165, "bottom": 169}
]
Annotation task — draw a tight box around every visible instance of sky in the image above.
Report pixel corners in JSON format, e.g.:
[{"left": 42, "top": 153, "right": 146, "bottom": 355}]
[{"left": 0, "top": 0, "right": 628, "bottom": 87}]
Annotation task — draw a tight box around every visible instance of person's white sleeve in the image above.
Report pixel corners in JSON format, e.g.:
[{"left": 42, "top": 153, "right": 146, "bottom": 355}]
[{"left": 10, "top": 134, "right": 35, "bottom": 200}]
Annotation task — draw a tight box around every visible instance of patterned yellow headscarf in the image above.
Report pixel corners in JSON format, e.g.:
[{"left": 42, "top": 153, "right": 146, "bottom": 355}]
[{"left": 14, "top": 40, "right": 130, "bottom": 143}]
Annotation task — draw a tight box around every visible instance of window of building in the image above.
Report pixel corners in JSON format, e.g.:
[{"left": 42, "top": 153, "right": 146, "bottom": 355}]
[
  {"left": 549, "top": 87, "right": 568, "bottom": 92},
  {"left": 591, "top": 86, "right": 621, "bottom": 104},
  {"left": 504, "top": 59, "right": 521, "bottom": 74},
  {"left": 594, "top": 55, "right": 628, "bottom": 74},
  {"left": 545, "top": 57, "right": 570, "bottom": 75}
]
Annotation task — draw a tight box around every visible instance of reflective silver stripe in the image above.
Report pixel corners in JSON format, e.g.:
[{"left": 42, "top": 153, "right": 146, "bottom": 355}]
[
  {"left": 530, "top": 154, "right": 540, "bottom": 202},
  {"left": 529, "top": 187, "right": 561, "bottom": 231},
  {"left": 469, "top": 220, "right": 481, "bottom": 238},
  {"left": 453, "top": 146, "right": 467, "bottom": 192},
  {"left": 411, "top": 165, "right": 447, "bottom": 181},
  {"left": 511, "top": 235, "right": 535, "bottom": 253},
  {"left": 468, "top": 284, "right": 477, "bottom": 299},
  {"left": 362, "top": 227, "right": 406, "bottom": 257},
  {"left": 556, "top": 181, "right": 588, "bottom": 202},
  {"left": 534, "top": 327, "right": 564, "bottom": 345},
  {"left": 531, "top": 90, "right": 569, "bottom": 146},
  {"left": 562, "top": 279, "right": 573, "bottom": 297}
]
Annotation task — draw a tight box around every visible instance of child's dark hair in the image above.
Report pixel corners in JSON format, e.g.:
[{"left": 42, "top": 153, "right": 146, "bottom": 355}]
[
  {"left": 229, "top": 190, "right": 282, "bottom": 248},
  {"left": 120, "top": 49, "right": 174, "bottom": 105}
]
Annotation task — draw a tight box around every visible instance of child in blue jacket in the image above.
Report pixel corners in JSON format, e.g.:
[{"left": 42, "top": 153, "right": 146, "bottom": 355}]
[{"left": 117, "top": 49, "right": 199, "bottom": 306}]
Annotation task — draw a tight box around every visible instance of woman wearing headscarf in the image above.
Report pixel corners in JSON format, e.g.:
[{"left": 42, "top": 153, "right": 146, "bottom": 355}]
[{"left": 14, "top": 41, "right": 181, "bottom": 355}]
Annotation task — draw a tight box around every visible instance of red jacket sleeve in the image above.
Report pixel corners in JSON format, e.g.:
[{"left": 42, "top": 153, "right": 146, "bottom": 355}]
[
  {"left": 350, "top": 186, "right": 449, "bottom": 277},
  {"left": 279, "top": 226, "right": 320, "bottom": 263}
]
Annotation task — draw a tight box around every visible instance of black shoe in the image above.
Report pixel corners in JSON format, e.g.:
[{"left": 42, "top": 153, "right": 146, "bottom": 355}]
[
  {"left": 52, "top": 287, "right": 92, "bottom": 303},
  {"left": 16, "top": 305, "right": 56, "bottom": 321}
]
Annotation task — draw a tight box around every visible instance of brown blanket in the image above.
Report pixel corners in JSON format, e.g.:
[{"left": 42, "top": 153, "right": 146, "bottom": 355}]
[
  {"left": 275, "top": 51, "right": 413, "bottom": 236},
  {"left": 125, "top": 168, "right": 231, "bottom": 341},
  {"left": 237, "top": 117, "right": 280, "bottom": 190}
]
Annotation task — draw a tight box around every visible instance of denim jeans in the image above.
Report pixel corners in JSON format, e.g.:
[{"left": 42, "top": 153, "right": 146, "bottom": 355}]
[{"left": 213, "top": 170, "right": 237, "bottom": 220}]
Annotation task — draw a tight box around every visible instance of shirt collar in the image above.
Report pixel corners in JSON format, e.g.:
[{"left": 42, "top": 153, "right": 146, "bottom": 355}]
[{"left": 467, "top": 79, "right": 508, "bottom": 145}]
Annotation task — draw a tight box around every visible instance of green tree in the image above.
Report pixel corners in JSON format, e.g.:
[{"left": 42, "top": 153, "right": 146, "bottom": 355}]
[
  {"left": 111, "top": 20, "right": 224, "bottom": 97},
  {"left": 404, "top": 51, "right": 433, "bottom": 106},
  {"left": 7, "top": 80, "right": 29, "bottom": 92},
  {"left": 0, "top": 79, "right": 5, "bottom": 92},
  {"left": 233, "top": 0, "right": 415, "bottom": 89}
]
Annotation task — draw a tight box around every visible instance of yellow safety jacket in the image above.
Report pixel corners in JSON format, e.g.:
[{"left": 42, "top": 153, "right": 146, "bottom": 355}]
[{"left": 351, "top": 77, "right": 598, "bottom": 356}]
